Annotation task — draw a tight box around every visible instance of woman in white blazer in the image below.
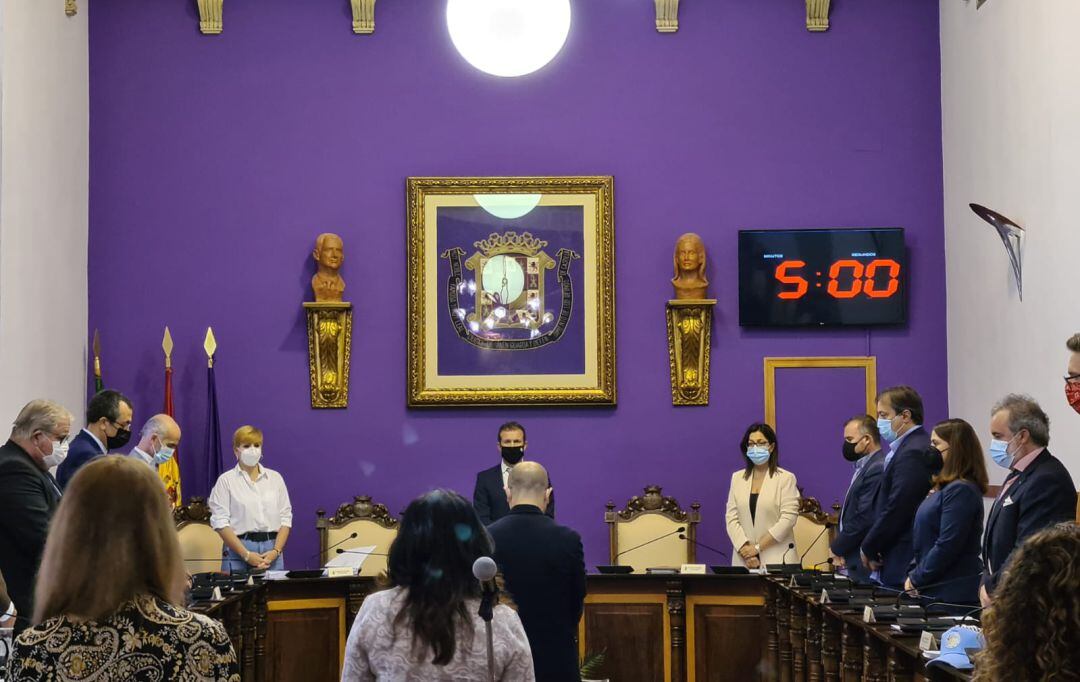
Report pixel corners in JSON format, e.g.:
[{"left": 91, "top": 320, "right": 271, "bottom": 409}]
[{"left": 725, "top": 423, "right": 800, "bottom": 568}]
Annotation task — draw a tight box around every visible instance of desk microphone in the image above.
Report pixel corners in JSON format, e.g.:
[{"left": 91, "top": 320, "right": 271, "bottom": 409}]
[
  {"left": 309, "top": 531, "right": 359, "bottom": 564},
  {"left": 797, "top": 525, "right": 831, "bottom": 567},
  {"left": 472, "top": 557, "right": 498, "bottom": 682},
  {"left": 614, "top": 527, "right": 686, "bottom": 561},
  {"left": 888, "top": 574, "right": 984, "bottom": 607},
  {"left": 811, "top": 558, "right": 834, "bottom": 570},
  {"left": 678, "top": 533, "right": 730, "bottom": 560}
]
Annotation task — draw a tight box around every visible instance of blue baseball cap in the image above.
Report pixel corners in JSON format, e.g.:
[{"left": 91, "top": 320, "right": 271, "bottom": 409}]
[{"left": 927, "top": 625, "right": 984, "bottom": 670}]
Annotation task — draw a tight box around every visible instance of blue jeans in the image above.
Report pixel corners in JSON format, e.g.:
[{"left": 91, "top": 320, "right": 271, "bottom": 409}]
[{"left": 222, "top": 537, "right": 284, "bottom": 573}]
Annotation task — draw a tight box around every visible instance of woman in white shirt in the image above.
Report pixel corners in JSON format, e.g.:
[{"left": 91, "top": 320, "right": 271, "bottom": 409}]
[
  {"left": 725, "top": 422, "right": 800, "bottom": 569},
  {"left": 208, "top": 425, "right": 292, "bottom": 572},
  {"left": 341, "top": 489, "right": 534, "bottom": 682}
]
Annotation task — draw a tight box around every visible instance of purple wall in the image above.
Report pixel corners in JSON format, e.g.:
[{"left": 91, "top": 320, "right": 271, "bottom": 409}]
[{"left": 88, "top": 0, "right": 945, "bottom": 569}]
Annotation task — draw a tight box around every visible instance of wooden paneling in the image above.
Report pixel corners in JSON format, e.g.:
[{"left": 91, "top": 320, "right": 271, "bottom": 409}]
[
  {"left": 688, "top": 597, "right": 765, "bottom": 682},
  {"left": 266, "top": 599, "right": 345, "bottom": 682},
  {"left": 581, "top": 598, "right": 668, "bottom": 682}
]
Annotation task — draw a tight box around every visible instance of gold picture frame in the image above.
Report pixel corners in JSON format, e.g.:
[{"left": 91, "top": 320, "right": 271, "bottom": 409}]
[
  {"left": 763, "top": 356, "right": 877, "bottom": 427},
  {"left": 407, "top": 176, "right": 616, "bottom": 406}
]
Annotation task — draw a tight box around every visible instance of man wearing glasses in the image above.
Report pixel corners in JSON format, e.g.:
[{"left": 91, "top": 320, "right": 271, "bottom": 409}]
[
  {"left": 0, "top": 400, "right": 72, "bottom": 634},
  {"left": 1066, "top": 333, "right": 1080, "bottom": 415},
  {"left": 56, "top": 389, "right": 133, "bottom": 490}
]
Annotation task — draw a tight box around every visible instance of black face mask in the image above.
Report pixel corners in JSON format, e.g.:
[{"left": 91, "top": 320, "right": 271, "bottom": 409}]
[
  {"left": 926, "top": 446, "right": 944, "bottom": 472},
  {"left": 842, "top": 440, "right": 862, "bottom": 462},
  {"left": 107, "top": 426, "right": 132, "bottom": 451},
  {"left": 500, "top": 445, "right": 525, "bottom": 465}
]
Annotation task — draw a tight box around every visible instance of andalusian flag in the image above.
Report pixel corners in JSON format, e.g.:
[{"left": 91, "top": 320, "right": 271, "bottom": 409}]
[{"left": 159, "top": 327, "right": 182, "bottom": 508}]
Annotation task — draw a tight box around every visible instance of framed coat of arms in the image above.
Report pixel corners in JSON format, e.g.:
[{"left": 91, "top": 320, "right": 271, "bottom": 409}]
[{"left": 406, "top": 176, "right": 615, "bottom": 406}]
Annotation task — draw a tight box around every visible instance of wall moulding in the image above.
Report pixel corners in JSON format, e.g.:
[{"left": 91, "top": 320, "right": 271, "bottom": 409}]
[
  {"left": 351, "top": 0, "right": 377, "bottom": 34},
  {"left": 655, "top": 0, "right": 679, "bottom": 33},
  {"left": 806, "top": 0, "right": 831, "bottom": 32}
]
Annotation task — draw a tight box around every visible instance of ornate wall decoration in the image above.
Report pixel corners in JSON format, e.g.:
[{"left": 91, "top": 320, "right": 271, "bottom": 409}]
[
  {"left": 197, "top": 0, "right": 224, "bottom": 35},
  {"left": 351, "top": 0, "right": 376, "bottom": 34},
  {"left": 305, "top": 233, "right": 352, "bottom": 408},
  {"left": 667, "top": 233, "right": 714, "bottom": 405},
  {"left": 654, "top": 0, "right": 679, "bottom": 33},
  {"left": 806, "top": 0, "right": 831, "bottom": 32},
  {"left": 65, "top": 0, "right": 77, "bottom": 17}
]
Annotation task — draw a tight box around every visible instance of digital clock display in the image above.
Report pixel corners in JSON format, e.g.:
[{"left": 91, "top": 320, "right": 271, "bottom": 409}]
[{"left": 738, "top": 228, "right": 907, "bottom": 327}]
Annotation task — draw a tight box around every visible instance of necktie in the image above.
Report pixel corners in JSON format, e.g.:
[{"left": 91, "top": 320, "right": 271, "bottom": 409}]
[{"left": 998, "top": 468, "right": 1022, "bottom": 500}]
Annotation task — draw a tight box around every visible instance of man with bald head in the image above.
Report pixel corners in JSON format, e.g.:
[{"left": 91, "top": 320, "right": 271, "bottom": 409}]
[
  {"left": 488, "top": 462, "right": 585, "bottom": 682},
  {"left": 128, "top": 414, "right": 181, "bottom": 471}
]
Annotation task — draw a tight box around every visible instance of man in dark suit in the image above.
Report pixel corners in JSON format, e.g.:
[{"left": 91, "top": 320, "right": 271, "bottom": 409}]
[
  {"left": 56, "top": 388, "right": 134, "bottom": 490},
  {"left": 830, "top": 415, "right": 886, "bottom": 582},
  {"left": 981, "top": 394, "right": 1076, "bottom": 604},
  {"left": 489, "top": 462, "right": 585, "bottom": 682},
  {"left": 860, "top": 386, "right": 940, "bottom": 589},
  {"left": 473, "top": 421, "right": 554, "bottom": 525},
  {"left": 0, "top": 400, "right": 71, "bottom": 633}
]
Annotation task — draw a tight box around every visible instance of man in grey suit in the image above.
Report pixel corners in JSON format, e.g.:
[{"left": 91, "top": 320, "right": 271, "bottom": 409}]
[{"left": 830, "top": 415, "right": 885, "bottom": 582}]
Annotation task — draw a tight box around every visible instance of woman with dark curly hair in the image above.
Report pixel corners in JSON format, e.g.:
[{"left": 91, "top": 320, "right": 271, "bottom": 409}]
[
  {"left": 973, "top": 523, "right": 1080, "bottom": 681},
  {"left": 341, "top": 489, "right": 534, "bottom": 681}
]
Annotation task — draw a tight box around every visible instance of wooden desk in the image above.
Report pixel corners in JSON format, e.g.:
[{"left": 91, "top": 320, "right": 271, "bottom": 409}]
[
  {"left": 191, "top": 582, "right": 266, "bottom": 682},
  {"left": 763, "top": 576, "right": 974, "bottom": 682}
]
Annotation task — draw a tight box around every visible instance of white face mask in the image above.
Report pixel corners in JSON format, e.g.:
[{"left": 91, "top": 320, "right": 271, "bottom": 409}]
[
  {"left": 42, "top": 437, "right": 70, "bottom": 469},
  {"left": 239, "top": 446, "right": 262, "bottom": 468}
]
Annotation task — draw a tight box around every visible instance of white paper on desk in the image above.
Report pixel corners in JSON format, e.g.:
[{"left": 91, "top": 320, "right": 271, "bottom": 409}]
[{"left": 325, "top": 545, "right": 377, "bottom": 570}]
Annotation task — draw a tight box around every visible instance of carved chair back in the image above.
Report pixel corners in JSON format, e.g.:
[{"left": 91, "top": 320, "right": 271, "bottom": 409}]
[
  {"left": 606, "top": 485, "right": 701, "bottom": 572},
  {"left": 173, "top": 497, "right": 223, "bottom": 574},
  {"left": 317, "top": 495, "right": 400, "bottom": 577}
]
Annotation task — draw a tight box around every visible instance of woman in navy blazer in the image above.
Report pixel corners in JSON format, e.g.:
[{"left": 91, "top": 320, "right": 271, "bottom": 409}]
[{"left": 905, "top": 419, "right": 989, "bottom": 605}]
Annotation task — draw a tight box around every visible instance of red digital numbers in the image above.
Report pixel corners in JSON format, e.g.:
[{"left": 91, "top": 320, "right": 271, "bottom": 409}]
[
  {"left": 775, "top": 260, "right": 809, "bottom": 299},
  {"left": 773, "top": 258, "right": 901, "bottom": 301}
]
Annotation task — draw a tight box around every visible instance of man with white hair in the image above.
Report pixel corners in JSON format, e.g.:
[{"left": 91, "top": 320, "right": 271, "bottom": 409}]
[
  {"left": 128, "top": 414, "right": 181, "bottom": 471},
  {"left": 0, "top": 399, "right": 73, "bottom": 633}
]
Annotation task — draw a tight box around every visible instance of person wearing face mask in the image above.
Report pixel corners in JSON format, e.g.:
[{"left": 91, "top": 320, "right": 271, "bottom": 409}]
[
  {"left": 981, "top": 394, "right": 1075, "bottom": 605},
  {"left": 859, "top": 386, "right": 938, "bottom": 589},
  {"left": 0, "top": 399, "right": 72, "bottom": 634},
  {"left": 829, "top": 415, "right": 885, "bottom": 582},
  {"left": 208, "top": 425, "right": 293, "bottom": 572},
  {"left": 127, "top": 414, "right": 181, "bottom": 472},
  {"left": 904, "top": 419, "right": 988, "bottom": 606},
  {"left": 56, "top": 389, "right": 134, "bottom": 490},
  {"left": 473, "top": 421, "right": 555, "bottom": 525},
  {"left": 725, "top": 423, "right": 800, "bottom": 569},
  {"left": 1065, "top": 333, "right": 1080, "bottom": 415}
]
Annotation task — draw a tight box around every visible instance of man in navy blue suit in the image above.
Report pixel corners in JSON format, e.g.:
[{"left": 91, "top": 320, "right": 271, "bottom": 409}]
[
  {"left": 860, "top": 386, "right": 940, "bottom": 589},
  {"left": 56, "top": 389, "right": 133, "bottom": 490},
  {"left": 473, "top": 421, "right": 555, "bottom": 525},
  {"left": 489, "top": 462, "right": 585, "bottom": 682},
  {"left": 981, "top": 394, "right": 1076, "bottom": 604},
  {"left": 830, "top": 415, "right": 885, "bottom": 582}
]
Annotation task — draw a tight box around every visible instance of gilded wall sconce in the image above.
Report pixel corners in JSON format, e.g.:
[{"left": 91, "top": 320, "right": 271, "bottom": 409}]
[
  {"left": 305, "top": 233, "right": 353, "bottom": 408},
  {"left": 65, "top": 0, "right": 77, "bottom": 17},
  {"left": 351, "top": 0, "right": 377, "bottom": 34},
  {"left": 654, "top": 0, "right": 679, "bottom": 33},
  {"left": 197, "top": 0, "right": 223, "bottom": 35},
  {"left": 667, "top": 233, "right": 716, "bottom": 406}
]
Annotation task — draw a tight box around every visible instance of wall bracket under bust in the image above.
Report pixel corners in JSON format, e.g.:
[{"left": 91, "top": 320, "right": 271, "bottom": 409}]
[
  {"left": 351, "top": 0, "right": 377, "bottom": 34},
  {"left": 654, "top": 0, "right": 680, "bottom": 33},
  {"left": 197, "top": 0, "right": 223, "bottom": 35},
  {"left": 806, "top": 0, "right": 831, "bottom": 32}
]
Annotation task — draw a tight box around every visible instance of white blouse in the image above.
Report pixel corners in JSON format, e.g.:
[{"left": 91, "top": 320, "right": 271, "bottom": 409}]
[
  {"left": 341, "top": 586, "right": 535, "bottom": 682},
  {"left": 208, "top": 464, "right": 293, "bottom": 535}
]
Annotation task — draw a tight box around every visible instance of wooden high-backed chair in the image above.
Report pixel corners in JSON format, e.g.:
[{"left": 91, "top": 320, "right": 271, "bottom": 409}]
[
  {"left": 174, "top": 497, "right": 224, "bottom": 574},
  {"left": 316, "top": 495, "right": 399, "bottom": 577},
  {"left": 606, "top": 485, "right": 700, "bottom": 573},
  {"left": 792, "top": 496, "right": 838, "bottom": 570}
]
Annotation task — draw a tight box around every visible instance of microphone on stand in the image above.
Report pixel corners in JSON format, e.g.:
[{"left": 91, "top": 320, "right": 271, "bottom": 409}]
[
  {"left": 612, "top": 527, "right": 686, "bottom": 563},
  {"left": 810, "top": 558, "right": 834, "bottom": 570},
  {"left": 472, "top": 557, "right": 499, "bottom": 682},
  {"left": 335, "top": 548, "right": 388, "bottom": 556},
  {"left": 797, "top": 525, "right": 832, "bottom": 567},
  {"left": 678, "top": 533, "right": 730, "bottom": 560},
  {"left": 890, "top": 574, "right": 985, "bottom": 607},
  {"left": 308, "top": 531, "right": 359, "bottom": 566}
]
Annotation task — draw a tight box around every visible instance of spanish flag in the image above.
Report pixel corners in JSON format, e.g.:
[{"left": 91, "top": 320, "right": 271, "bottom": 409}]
[{"left": 160, "top": 327, "right": 182, "bottom": 508}]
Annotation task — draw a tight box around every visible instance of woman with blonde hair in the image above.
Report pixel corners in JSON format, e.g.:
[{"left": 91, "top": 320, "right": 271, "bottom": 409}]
[
  {"left": 8, "top": 456, "right": 239, "bottom": 681},
  {"left": 208, "top": 425, "right": 293, "bottom": 572}
]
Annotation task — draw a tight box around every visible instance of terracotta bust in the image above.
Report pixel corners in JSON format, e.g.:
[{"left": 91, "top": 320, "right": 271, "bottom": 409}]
[
  {"left": 671, "top": 232, "right": 709, "bottom": 299},
  {"left": 312, "top": 233, "right": 345, "bottom": 302}
]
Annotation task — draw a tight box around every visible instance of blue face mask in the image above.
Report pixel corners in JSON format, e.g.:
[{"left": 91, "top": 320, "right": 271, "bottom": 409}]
[
  {"left": 746, "top": 445, "right": 771, "bottom": 465},
  {"left": 877, "top": 416, "right": 897, "bottom": 443},
  {"left": 153, "top": 443, "right": 175, "bottom": 465},
  {"left": 988, "top": 436, "right": 1014, "bottom": 469}
]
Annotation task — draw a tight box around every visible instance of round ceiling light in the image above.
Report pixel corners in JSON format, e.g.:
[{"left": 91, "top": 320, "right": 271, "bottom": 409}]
[{"left": 447, "top": 0, "right": 572, "bottom": 78}]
